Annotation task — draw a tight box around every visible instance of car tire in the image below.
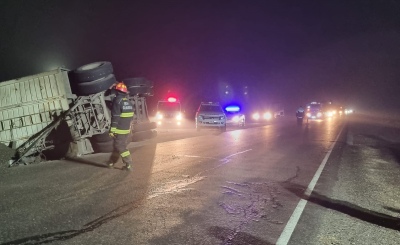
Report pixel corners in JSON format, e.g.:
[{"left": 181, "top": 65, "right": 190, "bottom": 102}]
[
  {"left": 71, "top": 61, "right": 113, "bottom": 83},
  {"left": 74, "top": 74, "right": 116, "bottom": 96},
  {"left": 123, "top": 77, "right": 153, "bottom": 88}
]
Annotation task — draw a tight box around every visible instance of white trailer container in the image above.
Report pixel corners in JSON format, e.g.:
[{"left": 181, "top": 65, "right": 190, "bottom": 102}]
[
  {"left": 0, "top": 69, "right": 73, "bottom": 148},
  {"left": 0, "top": 62, "right": 156, "bottom": 166}
]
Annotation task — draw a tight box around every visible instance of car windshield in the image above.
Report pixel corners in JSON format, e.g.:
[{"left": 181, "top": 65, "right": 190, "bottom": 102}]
[
  {"left": 199, "top": 105, "right": 223, "bottom": 113},
  {"left": 225, "top": 111, "right": 240, "bottom": 116},
  {"left": 158, "top": 102, "right": 181, "bottom": 111},
  {"left": 309, "top": 104, "right": 321, "bottom": 110}
]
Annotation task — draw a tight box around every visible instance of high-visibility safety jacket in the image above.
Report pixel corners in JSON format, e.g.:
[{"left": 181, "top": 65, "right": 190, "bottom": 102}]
[{"left": 110, "top": 93, "right": 134, "bottom": 134}]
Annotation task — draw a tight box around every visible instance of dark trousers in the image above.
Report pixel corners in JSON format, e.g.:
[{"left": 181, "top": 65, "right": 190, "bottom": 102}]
[{"left": 109, "top": 134, "right": 132, "bottom": 166}]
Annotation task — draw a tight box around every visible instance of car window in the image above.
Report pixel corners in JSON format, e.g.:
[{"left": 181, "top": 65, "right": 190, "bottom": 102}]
[
  {"left": 310, "top": 104, "right": 321, "bottom": 110},
  {"left": 199, "top": 105, "right": 223, "bottom": 113},
  {"left": 158, "top": 102, "right": 181, "bottom": 111}
]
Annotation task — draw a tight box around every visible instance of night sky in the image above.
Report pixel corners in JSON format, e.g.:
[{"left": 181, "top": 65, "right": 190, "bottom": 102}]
[{"left": 1, "top": 0, "right": 400, "bottom": 115}]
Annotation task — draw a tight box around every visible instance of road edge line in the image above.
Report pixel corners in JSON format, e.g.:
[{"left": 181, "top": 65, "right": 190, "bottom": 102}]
[{"left": 276, "top": 124, "right": 345, "bottom": 245}]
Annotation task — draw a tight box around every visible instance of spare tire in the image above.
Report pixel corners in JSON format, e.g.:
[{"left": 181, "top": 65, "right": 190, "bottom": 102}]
[
  {"left": 75, "top": 74, "right": 116, "bottom": 96},
  {"left": 123, "top": 77, "right": 153, "bottom": 88},
  {"left": 71, "top": 61, "right": 113, "bottom": 83}
]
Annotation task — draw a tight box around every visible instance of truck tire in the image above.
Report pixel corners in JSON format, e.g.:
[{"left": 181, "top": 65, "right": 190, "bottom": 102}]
[
  {"left": 91, "top": 132, "right": 113, "bottom": 143},
  {"left": 128, "top": 86, "right": 154, "bottom": 96},
  {"left": 131, "top": 129, "right": 157, "bottom": 142},
  {"left": 123, "top": 77, "right": 153, "bottom": 88},
  {"left": 91, "top": 140, "right": 114, "bottom": 153},
  {"left": 71, "top": 61, "right": 113, "bottom": 83},
  {"left": 132, "top": 121, "right": 157, "bottom": 132},
  {"left": 91, "top": 134, "right": 131, "bottom": 153},
  {"left": 75, "top": 74, "right": 116, "bottom": 96}
]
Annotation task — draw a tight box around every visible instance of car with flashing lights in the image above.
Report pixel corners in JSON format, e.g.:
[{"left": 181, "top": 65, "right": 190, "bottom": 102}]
[
  {"left": 250, "top": 109, "right": 273, "bottom": 122},
  {"left": 224, "top": 105, "right": 245, "bottom": 127},
  {"left": 195, "top": 102, "right": 226, "bottom": 131},
  {"left": 306, "top": 102, "right": 324, "bottom": 120},
  {"left": 155, "top": 97, "right": 183, "bottom": 126}
]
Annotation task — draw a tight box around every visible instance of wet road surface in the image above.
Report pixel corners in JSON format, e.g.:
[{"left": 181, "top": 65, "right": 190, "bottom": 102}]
[{"left": 1, "top": 115, "right": 399, "bottom": 245}]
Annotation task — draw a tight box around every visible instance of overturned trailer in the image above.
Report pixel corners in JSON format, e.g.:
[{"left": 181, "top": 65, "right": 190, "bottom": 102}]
[{"left": 0, "top": 61, "right": 156, "bottom": 166}]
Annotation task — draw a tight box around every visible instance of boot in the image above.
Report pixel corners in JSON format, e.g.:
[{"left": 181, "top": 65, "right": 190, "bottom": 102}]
[{"left": 122, "top": 164, "right": 132, "bottom": 172}]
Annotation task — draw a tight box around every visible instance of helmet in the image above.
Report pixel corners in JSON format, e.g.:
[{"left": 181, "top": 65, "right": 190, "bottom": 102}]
[{"left": 114, "top": 82, "right": 128, "bottom": 93}]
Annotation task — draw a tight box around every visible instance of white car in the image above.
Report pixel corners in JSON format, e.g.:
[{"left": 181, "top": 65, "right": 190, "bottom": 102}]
[
  {"left": 224, "top": 105, "right": 245, "bottom": 127},
  {"left": 196, "top": 102, "right": 226, "bottom": 131}
]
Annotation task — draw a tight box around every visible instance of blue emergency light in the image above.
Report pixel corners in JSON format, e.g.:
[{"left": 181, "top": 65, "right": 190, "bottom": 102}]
[{"left": 225, "top": 105, "right": 240, "bottom": 112}]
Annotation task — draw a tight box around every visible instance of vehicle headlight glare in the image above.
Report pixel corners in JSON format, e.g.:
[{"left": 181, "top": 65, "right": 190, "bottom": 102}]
[
  {"left": 263, "top": 112, "right": 272, "bottom": 120},
  {"left": 252, "top": 113, "right": 260, "bottom": 120}
]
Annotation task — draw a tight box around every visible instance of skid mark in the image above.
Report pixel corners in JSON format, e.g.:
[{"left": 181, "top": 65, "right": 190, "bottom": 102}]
[
  {"left": 176, "top": 154, "right": 218, "bottom": 160},
  {"left": 218, "top": 181, "right": 284, "bottom": 244},
  {"left": 147, "top": 176, "right": 205, "bottom": 199}
]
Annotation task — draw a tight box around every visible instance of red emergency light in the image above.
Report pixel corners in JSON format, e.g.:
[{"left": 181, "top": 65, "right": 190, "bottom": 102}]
[{"left": 167, "top": 97, "right": 177, "bottom": 102}]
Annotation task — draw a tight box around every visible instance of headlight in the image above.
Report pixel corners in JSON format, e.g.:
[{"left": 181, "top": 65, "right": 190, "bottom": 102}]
[
  {"left": 220, "top": 116, "right": 225, "bottom": 120},
  {"left": 326, "top": 111, "right": 333, "bottom": 117},
  {"left": 263, "top": 112, "right": 272, "bottom": 120},
  {"left": 232, "top": 115, "right": 240, "bottom": 122},
  {"left": 156, "top": 113, "right": 163, "bottom": 120},
  {"left": 176, "top": 113, "right": 182, "bottom": 120},
  {"left": 306, "top": 113, "right": 311, "bottom": 117},
  {"left": 317, "top": 112, "right": 322, "bottom": 117},
  {"left": 252, "top": 113, "right": 260, "bottom": 120}
]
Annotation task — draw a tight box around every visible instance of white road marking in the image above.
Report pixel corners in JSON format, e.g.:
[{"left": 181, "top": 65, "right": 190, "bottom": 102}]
[
  {"left": 221, "top": 149, "right": 253, "bottom": 161},
  {"left": 276, "top": 126, "right": 344, "bottom": 245},
  {"left": 177, "top": 155, "right": 218, "bottom": 160}
]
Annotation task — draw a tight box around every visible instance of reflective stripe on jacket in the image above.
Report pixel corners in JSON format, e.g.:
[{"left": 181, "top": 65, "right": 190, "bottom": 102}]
[{"left": 111, "top": 93, "right": 134, "bottom": 134}]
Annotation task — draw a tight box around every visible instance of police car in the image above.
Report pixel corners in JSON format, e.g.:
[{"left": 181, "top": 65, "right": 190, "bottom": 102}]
[
  {"left": 195, "top": 102, "right": 226, "bottom": 131},
  {"left": 224, "top": 105, "right": 245, "bottom": 127}
]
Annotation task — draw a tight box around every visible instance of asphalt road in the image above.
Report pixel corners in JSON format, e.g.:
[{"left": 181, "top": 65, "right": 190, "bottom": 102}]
[{"left": 1, "top": 115, "right": 399, "bottom": 245}]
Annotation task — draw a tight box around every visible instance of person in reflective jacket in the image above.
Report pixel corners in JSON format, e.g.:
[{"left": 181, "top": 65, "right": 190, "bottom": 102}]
[{"left": 108, "top": 82, "right": 134, "bottom": 171}]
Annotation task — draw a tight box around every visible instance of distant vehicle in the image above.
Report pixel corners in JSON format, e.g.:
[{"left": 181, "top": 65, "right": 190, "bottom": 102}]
[
  {"left": 250, "top": 110, "right": 273, "bottom": 122},
  {"left": 271, "top": 103, "right": 285, "bottom": 118},
  {"left": 224, "top": 105, "right": 245, "bottom": 127},
  {"left": 155, "top": 97, "right": 183, "bottom": 126},
  {"left": 306, "top": 102, "right": 324, "bottom": 120},
  {"left": 195, "top": 102, "right": 226, "bottom": 131}
]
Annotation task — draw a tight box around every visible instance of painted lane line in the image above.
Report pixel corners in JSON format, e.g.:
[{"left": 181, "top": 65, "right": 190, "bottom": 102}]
[
  {"left": 177, "top": 155, "right": 218, "bottom": 160},
  {"left": 221, "top": 149, "right": 253, "bottom": 161},
  {"left": 276, "top": 125, "right": 344, "bottom": 245}
]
